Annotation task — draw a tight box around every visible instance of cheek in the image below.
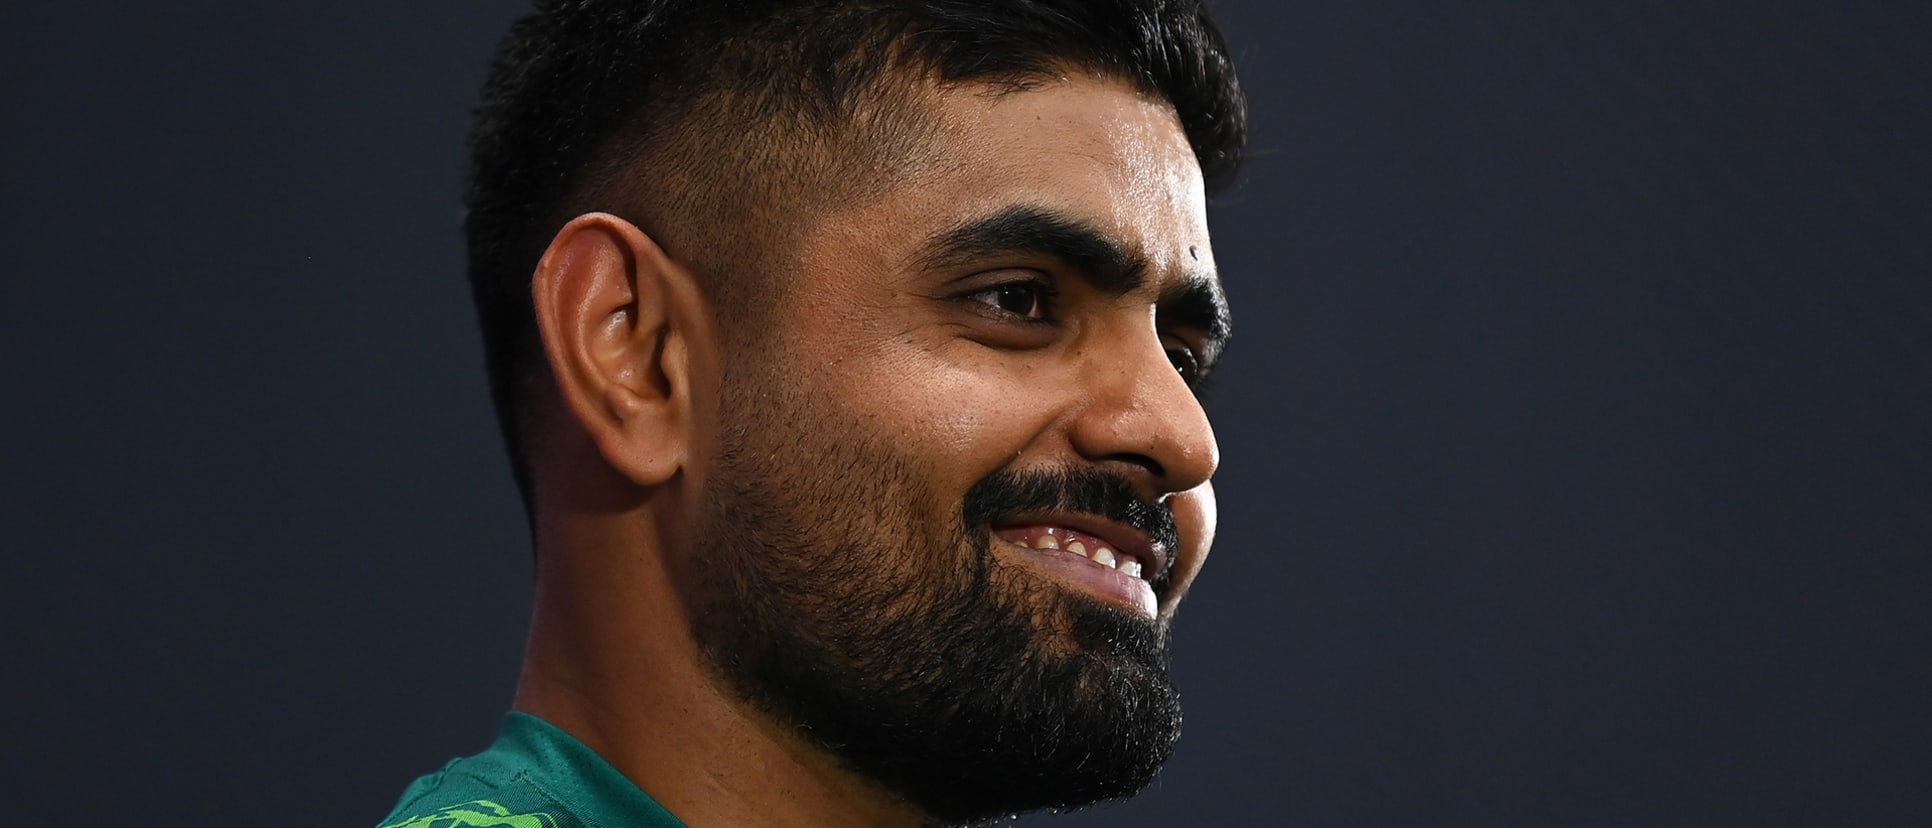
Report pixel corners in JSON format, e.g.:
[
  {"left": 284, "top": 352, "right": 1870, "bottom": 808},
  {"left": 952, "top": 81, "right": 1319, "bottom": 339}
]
[{"left": 854, "top": 344, "right": 1063, "bottom": 475}]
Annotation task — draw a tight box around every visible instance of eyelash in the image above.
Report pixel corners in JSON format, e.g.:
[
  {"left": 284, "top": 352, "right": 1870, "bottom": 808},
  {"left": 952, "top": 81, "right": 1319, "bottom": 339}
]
[
  {"left": 1163, "top": 340, "right": 1203, "bottom": 384},
  {"left": 963, "top": 278, "right": 1058, "bottom": 322},
  {"left": 958, "top": 277, "right": 1212, "bottom": 388}
]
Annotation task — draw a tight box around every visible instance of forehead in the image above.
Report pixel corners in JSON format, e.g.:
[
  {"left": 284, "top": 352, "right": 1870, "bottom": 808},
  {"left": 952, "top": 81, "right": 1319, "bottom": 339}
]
[
  {"left": 799, "top": 74, "right": 1214, "bottom": 284},
  {"left": 937, "top": 75, "right": 1208, "bottom": 237}
]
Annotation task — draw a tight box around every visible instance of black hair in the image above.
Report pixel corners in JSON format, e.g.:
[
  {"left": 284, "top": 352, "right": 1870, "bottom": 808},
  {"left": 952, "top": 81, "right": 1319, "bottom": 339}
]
[{"left": 466, "top": 0, "right": 1248, "bottom": 512}]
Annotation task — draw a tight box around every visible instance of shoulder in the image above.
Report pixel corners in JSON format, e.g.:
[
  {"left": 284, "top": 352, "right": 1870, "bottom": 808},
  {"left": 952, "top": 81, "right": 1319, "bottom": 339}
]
[
  {"left": 378, "top": 797, "right": 565, "bottom": 828},
  {"left": 376, "top": 756, "right": 571, "bottom": 828},
  {"left": 376, "top": 714, "right": 684, "bottom": 828}
]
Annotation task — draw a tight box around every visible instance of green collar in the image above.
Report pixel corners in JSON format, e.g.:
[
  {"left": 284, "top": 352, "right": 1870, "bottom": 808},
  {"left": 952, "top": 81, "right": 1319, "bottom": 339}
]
[{"left": 497, "top": 712, "right": 686, "bottom": 828}]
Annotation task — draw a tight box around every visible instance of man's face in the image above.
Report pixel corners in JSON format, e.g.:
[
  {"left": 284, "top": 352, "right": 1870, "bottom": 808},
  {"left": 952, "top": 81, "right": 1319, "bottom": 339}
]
[{"left": 685, "top": 74, "right": 1225, "bottom": 822}]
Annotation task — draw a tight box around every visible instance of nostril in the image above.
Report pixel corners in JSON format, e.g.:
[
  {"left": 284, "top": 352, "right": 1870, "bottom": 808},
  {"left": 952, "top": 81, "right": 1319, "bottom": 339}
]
[
  {"left": 1066, "top": 357, "right": 1216, "bottom": 493},
  {"left": 1100, "top": 452, "right": 1167, "bottom": 487}
]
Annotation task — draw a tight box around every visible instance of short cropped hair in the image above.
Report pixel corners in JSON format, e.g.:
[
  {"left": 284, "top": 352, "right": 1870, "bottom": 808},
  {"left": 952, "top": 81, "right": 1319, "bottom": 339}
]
[{"left": 467, "top": 0, "right": 1248, "bottom": 511}]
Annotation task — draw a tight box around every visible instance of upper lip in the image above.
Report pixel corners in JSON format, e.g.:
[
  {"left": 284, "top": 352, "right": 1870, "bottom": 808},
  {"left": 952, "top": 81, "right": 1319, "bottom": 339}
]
[{"left": 996, "top": 511, "right": 1171, "bottom": 582}]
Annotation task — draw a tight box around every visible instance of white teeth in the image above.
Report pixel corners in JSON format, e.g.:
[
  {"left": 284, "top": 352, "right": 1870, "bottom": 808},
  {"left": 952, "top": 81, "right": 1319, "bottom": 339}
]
[{"left": 1013, "top": 531, "right": 1142, "bottom": 577}]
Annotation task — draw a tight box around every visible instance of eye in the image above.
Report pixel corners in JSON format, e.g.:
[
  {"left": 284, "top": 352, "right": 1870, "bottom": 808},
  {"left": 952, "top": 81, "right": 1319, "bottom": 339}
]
[
  {"left": 966, "top": 280, "right": 1054, "bottom": 320},
  {"left": 1163, "top": 339, "right": 1202, "bottom": 382}
]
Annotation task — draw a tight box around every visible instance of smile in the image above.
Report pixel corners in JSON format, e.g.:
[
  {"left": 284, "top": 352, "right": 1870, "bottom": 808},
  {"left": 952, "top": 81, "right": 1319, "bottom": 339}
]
[
  {"left": 995, "top": 525, "right": 1146, "bottom": 579},
  {"left": 992, "top": 521, "right": 1163, "bottom": 617}
]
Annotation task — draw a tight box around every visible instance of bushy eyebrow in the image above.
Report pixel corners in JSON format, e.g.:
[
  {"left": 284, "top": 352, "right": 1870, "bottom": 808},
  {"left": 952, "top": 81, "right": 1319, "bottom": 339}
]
[
  {"left": 916, "top": 204, "right": 1148, "bottom": 294},
  {"left": 914, "top": 203, "right": 1232, "bottom": 367},
  {"left": 1160, "top": 275, "right": 1232, "bottom": 369}
]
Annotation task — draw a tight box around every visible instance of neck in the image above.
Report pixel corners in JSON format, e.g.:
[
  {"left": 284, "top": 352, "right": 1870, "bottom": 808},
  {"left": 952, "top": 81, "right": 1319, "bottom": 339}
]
[{"left": 513, "top": 491, "right": 933, "bottom": 828}]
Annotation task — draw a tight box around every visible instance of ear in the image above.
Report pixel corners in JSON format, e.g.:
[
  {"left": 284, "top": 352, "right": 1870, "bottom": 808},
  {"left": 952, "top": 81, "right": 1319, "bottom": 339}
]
[{"left": 530, "top": 212, "right": 705, "bottom": 487}]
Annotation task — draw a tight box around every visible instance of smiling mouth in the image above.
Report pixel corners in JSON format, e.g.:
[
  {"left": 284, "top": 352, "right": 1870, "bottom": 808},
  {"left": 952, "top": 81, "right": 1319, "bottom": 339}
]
[
  {"left": 991, "top": 523, "right": 1163, "bottom": 617},
  {"left": 995, "top": 525, "right": 1147, "bottom": 579}
]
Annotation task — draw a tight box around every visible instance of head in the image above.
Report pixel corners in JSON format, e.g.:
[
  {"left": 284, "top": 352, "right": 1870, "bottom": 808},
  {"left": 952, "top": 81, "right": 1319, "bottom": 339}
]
[{"left": 469, "top": 0, "right": 1244, "bottom": 823}]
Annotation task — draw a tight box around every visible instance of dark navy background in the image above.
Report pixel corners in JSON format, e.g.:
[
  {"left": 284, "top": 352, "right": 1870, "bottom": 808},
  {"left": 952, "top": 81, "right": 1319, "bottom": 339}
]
[{"left": 4, "top": 2, "right": 1928, "bottom": 825}]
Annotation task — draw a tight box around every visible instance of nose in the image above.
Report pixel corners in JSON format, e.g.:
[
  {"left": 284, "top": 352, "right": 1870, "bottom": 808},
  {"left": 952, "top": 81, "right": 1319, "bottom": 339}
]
[{"left": 1067, "top": 327, "right": 1219, "bottom": 497}]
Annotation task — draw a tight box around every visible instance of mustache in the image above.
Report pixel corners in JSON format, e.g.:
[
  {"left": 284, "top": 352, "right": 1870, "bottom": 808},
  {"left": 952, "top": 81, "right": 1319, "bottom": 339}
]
[{"left": 963, "top": 466, "right": 1181, "bottom": 587}]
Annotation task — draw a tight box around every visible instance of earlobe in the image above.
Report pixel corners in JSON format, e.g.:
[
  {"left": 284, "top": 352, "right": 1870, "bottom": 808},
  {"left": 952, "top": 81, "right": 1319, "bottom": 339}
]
[{"left": 530, "top": 212, "right": 700, "bottom": 487}]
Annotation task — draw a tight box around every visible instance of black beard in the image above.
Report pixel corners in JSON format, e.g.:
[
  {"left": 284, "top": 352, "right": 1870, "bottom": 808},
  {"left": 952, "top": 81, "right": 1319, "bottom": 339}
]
[{"left": 688, "top": 400, "right": 1185, "bottom": 824}]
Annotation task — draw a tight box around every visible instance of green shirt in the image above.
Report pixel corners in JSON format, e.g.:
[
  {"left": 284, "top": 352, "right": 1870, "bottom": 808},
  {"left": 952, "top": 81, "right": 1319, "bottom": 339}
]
[{"left": 377, "top": 712, "right": 686, "bottom": 828}]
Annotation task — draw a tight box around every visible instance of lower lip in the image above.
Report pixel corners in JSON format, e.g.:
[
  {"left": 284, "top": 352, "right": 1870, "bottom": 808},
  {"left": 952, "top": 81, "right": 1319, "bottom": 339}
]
[{"left": 998, "top": 540, "right": 1158, "bottom": 617}]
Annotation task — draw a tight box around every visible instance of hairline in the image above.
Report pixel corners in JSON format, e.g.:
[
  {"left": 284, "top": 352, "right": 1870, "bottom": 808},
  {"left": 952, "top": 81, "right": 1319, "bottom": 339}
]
[{"left": 555, "top": 62, "right": 1171, "bottom": 339}]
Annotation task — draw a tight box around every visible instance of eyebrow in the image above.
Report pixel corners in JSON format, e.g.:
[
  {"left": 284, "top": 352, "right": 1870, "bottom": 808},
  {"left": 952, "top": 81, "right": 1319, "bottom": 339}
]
[{"left": 915, "top": 204, "right": 1233, "bottom": 367}]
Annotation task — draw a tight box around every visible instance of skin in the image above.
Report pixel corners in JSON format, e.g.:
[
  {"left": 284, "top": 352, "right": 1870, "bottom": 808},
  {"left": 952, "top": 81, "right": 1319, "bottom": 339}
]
[{"left": 513, "top": 73, "right": 1223, "bottom": 827}]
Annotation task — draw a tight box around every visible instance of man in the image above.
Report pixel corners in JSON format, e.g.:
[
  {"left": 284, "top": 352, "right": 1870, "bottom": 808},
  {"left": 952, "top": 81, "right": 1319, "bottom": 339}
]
[{"left": 379, "top": 0, "right": 1246, "bottom": 825}]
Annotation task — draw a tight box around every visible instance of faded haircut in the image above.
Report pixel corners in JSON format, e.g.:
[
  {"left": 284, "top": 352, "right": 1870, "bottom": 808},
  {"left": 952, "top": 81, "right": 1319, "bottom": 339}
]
[{"left": 466, "top": 0, "right": 1248, "bottom": 511}]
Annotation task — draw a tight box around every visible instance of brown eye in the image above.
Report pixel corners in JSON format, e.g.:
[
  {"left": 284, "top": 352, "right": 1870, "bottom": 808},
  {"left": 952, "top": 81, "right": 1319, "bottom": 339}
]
[
  {"left": 1165, "top": 343, "right": 1200, "bottom": 382},
  {"left": 970, "top": 282, "right": 1051, "bottom": 319}
]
